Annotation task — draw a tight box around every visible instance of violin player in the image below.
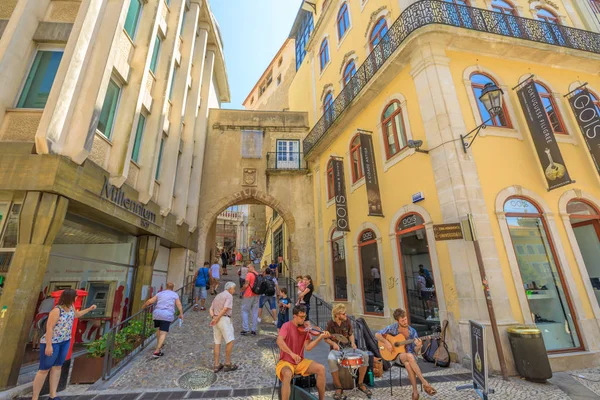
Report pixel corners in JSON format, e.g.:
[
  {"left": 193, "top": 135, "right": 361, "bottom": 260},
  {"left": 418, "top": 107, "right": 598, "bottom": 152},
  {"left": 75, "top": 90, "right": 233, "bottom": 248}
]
[{"left": 275, "top": 304, "right": 330, "bottom": 400}]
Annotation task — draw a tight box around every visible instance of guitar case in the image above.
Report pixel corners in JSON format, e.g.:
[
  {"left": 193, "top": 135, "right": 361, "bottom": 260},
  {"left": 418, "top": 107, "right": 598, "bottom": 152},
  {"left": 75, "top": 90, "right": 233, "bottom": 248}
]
[
  {"left": 423, "top": 320, "right": 450, "bottom": 367},
  {"left": 356, "top": 317, "right": 392, "bottom": 371}
]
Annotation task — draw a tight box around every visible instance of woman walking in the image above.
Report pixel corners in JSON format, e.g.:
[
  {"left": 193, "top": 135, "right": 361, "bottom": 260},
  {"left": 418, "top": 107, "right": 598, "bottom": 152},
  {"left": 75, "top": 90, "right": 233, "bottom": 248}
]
[{"left": 32, "top": 289, "right": 96, "bottom": 400}]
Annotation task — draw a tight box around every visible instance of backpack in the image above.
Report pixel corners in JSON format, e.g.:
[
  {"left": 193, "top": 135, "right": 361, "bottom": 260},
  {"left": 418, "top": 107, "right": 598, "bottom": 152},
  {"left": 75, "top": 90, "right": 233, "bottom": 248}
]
[
  {"left": 250, "top": 272, "right": 266, "bottom": 295},
  {"left": 262, "top": 276, "right": 276, "bottom": 296},
  {"left": 425, "top": 275, "right": 434, "bottom": 288}
]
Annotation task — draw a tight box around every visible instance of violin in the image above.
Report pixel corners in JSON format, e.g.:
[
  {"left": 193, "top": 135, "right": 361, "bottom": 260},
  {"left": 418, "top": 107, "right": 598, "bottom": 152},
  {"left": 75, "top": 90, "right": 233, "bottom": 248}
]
[{"left": 297, "top": 322, "right": 327, "bottom": 336}]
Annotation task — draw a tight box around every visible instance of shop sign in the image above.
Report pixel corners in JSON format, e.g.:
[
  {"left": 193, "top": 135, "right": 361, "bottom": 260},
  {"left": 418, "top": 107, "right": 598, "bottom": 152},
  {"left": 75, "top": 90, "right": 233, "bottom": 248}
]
[
  {"left": 399, "top": 214, "right": 418, "bottom": 230},
  {"left": 332, "top": 158, "right": 350, "bottom": 232},
  {"left": 433, "top": 223, "right": 464, "bottom": 241},
  {"left": 469, "top": 321, "right": 488, "bottom": 396},
  {"left": 568, "top": 88, "right": 600, "bottom": 175},
  {"left": 360, "top": 229, "right": 376, "bottom": 243},
  {"left": 358, "top": 133, "right": 384, "bottom": 216},
  {"left": 100, "top": 177, "right": 157, "bottom": 224},
  {"left": 517, "top": 80, "right": 573, "bottom": 190}
]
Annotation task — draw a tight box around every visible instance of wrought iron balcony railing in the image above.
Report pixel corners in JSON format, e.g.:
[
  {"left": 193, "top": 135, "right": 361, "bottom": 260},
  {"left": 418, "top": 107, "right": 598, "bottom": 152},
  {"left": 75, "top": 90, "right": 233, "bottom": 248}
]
[
  {"left": 303, "top": 0, "right": 600, "bottom": 157},
  {"left": 266, "top": 152, "right": 308, "bottom": 171}
]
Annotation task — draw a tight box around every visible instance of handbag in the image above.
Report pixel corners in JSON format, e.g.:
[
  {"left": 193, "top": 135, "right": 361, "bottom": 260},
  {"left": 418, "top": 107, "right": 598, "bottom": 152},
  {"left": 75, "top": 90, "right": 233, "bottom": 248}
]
[{"left": 372, "top": 357, "right": 384, "bottom": 378}]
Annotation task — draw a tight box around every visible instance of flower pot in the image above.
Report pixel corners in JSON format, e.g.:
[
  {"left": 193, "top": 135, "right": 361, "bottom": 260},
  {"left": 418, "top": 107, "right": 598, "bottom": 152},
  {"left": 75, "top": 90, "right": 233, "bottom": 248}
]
[{"left": 70, "top": 355, "right": 104, "bottom": 384}]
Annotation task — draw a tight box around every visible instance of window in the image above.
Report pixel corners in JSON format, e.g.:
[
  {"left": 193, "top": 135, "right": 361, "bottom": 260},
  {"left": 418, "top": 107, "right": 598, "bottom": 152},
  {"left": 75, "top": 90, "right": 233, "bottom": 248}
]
[
  {"left": 349, "top": 134, "right": 363, "bottom": 182},
  {"left": 0, "top": 203, "right": 21, "bottom": 249},
  {"left": 337, "top": 3, "right": 350, "bottom": 39},
  {"left": 470, "top": 73, "right": 512, "bottom": 127},
  {"left": 97, "top": 79, "right": 121, "bottom": 139},
  {"left": 444, "top": 0, "right": 473, "bottom": 27},
  {"left": 331, "top": 230, "right": 348, "bottom": 300},
  {"left": 323, "top": 91, "right": 334, "bottom": 121},
  {"left": 343, "top": 60, "right": 356, "bottom": 87},
  {"left": 149, "top": 36, "right": 161, "bottom": 74},
  {"left": 131, "top": 114, "right": 146, "bottom": 163},
  {"left": 319, "top": 39, "right": 330, "bottom": 71},
  {"left": 492, "top": 0, "right": 517, "bottom": 14},
  {"left": 536, "top": 8, "right": 560, "bottom": 23},
  {"left": 165, "top": 0, "right": 171, "bottom": 6},
  {"left": 17, "top": 50, "right": 64, "bottom": 109},
  {"left": 369, "top": 17, "right": 388, "bottom": 50},
  {"left": 278, "top": 57, "right": 283, "bottom": 67},
  {"left": 276, "top": 140, "right": 300, "bottom": 169},
  {"left": 491, "top": 0, "right": 520, "bottom": 35},
  {"left": 250, "top": 97, "right": 254, "bottom": 105},
  {"left": 277, "top": 74, "right": 282, "bottom": 86},
  {"left": 156, "top": 135, "right": 165, "bottom": 180},
  {"left": 169, "top": 67, "right": 177, "bottom": 101},
  {"left": 327, "top": 159, "right": 335, "bottom": 200},
  {"left": 585, "top": 90, "right": 600, "bottom": 114},
  {"left": 358, "top": 229, "right": 384, "bottom": 315},
  {"left": 381, "top": 101, "right": 407, "bottom": 159},
  {"left": 266, "top": 73, "right": 273, "bottom": 87},
  {"left": 295, "top": 12, "right": 314, "bottom": 70},
  {"left": 536, "top": 82, "right": 566, "bottom": 134},
  {"left": 504, "top": 197, "right": 582, "bottom": 351},
  {"left": 124, "top": 0, "right": 143, "bottom": 39}
]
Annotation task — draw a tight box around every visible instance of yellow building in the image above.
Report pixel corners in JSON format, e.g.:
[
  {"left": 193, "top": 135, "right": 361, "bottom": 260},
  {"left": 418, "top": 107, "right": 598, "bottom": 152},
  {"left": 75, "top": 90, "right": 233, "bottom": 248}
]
[{"left": 277, "top": 0, "right": 600, "bottom": 373}]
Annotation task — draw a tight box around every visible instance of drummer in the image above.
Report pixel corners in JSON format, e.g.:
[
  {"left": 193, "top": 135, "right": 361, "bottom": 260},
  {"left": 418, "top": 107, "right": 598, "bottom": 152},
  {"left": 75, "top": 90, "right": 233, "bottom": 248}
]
[{"left": 324, "top": 304, "right": 372, "bottom": 400}]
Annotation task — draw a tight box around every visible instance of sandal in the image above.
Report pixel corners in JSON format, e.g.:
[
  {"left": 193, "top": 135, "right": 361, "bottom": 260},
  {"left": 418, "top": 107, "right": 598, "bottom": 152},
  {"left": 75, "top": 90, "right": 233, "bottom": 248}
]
[
  {"left": 223, "top": 363, "right": 239, "bottom": 372},
  {"left": 213, "top": 363, "right": 224, "bottom": 373},
  {"left": 358, "top": 384, "right": 372, "bottom": 398},
  {"left": 412, "top": 393, "right": 420, "bottom": 400},
  {"left": 423, "top": 384, "right": 437, "bottom": 395},
  {"left": 333, "top": 386, "right": 345, "bottom": 400}
]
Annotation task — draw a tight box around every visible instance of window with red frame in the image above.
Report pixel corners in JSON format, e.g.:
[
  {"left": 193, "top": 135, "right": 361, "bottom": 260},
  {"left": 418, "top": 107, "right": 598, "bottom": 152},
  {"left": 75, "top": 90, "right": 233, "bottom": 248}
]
[
  {"left": 327, "top": 159, "right": 335, "bottom": 200},
  {"left": 470, "top": 73, "right": 512, "bottom": 128},
  {"left": 536, "top": 8, "right": 560, "bottom": 23},
  {"left": 369, "top": 17, "right": 388, "bottom": 50},
  {"left": 491, "top": 0, "right": 517, "bottom": 14},
  {"left": 323, "top": 91, "right": 334, "bottom": 121},
  {"left": 350, "top": 135, "right": 364, "bottom": 182},
  {"left": 381, "top": 101, "right": 408, "bottom": 159},
  {"left": 319, "top": 39, "right": 329, "bottom": 71},
  {"left": 536, "top": 81, "right": 566, "bottom": 134},
  {"left": 337, "top": 3, "right": 350, "bottom": 39},
  {"left": 343, "top": 60, "right": 356, "bottom": 87}
]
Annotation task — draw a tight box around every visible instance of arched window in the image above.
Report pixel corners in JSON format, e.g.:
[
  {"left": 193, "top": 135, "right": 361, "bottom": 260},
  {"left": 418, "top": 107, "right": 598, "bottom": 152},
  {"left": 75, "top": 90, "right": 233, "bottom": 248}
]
[
  {"left": 349, "top": 134, "right": 363, "bottom": 182},
  {"left": 566, "top": 199, "right": 600, "bottom": 308},
  {"left": 396, "top": 213, "right": 438, "bottom": 334},
  {"left": 358, "top": 229, "right": 383, "bottom": 314},
  {"left": 323, "top": 91, "right": 334, "bottom": 121},
  {"left": 587, "top": 90, "right": 600, "bottom": 113},
  {"left": 381, "top": 101, "right": 408, "bottom": 159},
  {"left": 491, "top": 0, "right": 520, "bottom": 35},
  {"left": 492, "top": 0, "right": 517, "bottom": 14},
  {"left": 343, "top": 60, "right": 356, "bottom": 87},
  {"left": 470, "top": 73, "right": 512, "bottom": 128},
  {"left": 327, "top": 159, "right": 335, "bottom": 200},
  {"left": 319, "top": 39, "right": 330, "bottom": 71},
  {"left": 536, "top": 81, "right": 566, "bottom": 134},
  {"left": 331, "top": 229, "right": 348, "bottom": 300},
  {"left": 536, "top": 8, "right": 560, "bottom": 23},
  {"left": 369, "top": 17, "right": 388, "bottom": 50},
  {"left": 337, "top": 3, "right": 350, "bottom": 39},
  {"left": 503, "top": 197, "right": 582, "bottom": 352}
]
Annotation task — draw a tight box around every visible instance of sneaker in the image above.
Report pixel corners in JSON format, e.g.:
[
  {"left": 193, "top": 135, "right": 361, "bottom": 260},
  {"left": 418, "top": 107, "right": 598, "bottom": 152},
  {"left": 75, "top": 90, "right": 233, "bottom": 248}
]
[
  {"left": 273, "top": 320, "right": 277, "bottom": 326},
  {"left": 153, "top": 351, "right": 164, "bottom": 358},
  {"left": 240, "top": 330, "right": 249, "bottom": 335},
  {"left": 257, "top": 318, "right": 262, "bottom": 323},
  {"left": 200, "top": 307, "right": 206, "bottom": 311},
  {"left": 251, "top": 331, "right": 257, "bottom": 336}
]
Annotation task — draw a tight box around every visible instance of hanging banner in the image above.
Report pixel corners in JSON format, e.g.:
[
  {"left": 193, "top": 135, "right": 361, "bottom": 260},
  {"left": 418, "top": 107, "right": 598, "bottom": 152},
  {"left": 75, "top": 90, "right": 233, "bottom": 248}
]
[
  {"left": 568, "top": 89, "right": 600, "bottom": 176},
  {"left": 359, "top": 133, "right": 384, "bottom": 217},
  {"left": 517, "top": 80, "right": 573, "bottom": 190},
  {"left": 332, "top": 158, "right": 350, "bottom": 232}
]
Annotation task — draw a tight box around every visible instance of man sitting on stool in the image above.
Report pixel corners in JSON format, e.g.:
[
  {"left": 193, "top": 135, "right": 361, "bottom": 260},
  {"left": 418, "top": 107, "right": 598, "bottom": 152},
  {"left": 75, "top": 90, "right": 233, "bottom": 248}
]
[
  {"left": 325, "top": 304, "right": 372, "bottom": 400},
  {"left": 276, "top": 305, "right": 330, "bottom": 400}
]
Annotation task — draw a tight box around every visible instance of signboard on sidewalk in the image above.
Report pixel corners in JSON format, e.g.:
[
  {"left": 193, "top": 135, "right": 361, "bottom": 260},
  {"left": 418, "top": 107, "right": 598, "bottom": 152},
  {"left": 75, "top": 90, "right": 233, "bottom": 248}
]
[{"left": 470, "top": 320, "right": 489, "bottom": 397}]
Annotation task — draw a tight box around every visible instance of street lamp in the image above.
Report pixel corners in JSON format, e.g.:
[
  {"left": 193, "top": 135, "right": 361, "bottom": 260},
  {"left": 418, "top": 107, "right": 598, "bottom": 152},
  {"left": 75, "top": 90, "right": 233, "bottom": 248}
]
[{"left": 461, "top": 82, "right": 504, "bottom": 153}]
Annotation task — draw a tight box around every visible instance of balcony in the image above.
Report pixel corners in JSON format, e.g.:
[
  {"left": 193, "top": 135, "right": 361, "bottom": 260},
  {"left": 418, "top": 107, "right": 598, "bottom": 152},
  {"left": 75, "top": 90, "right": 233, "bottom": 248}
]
[
  {"left": 302, "top": 0, "right": 600, "bottom": 158},
  {"left": 266, "top": 152, "right": 308, "bottom": 172},
  {"left": 218, "top": 210, "right": 244, "bottom": 221}
]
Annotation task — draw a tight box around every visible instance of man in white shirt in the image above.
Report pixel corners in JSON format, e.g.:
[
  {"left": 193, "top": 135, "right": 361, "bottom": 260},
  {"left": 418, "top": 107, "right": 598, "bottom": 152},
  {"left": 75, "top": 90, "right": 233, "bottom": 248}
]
[
  {"left": 210, "top": 257, "right": 221, "bottom": 295},
  {"left": 210, "top": 281, "right": 238, "bottom": 372},
  {"left": 371, "top": 266, "right": 381, "bottom": 293}
]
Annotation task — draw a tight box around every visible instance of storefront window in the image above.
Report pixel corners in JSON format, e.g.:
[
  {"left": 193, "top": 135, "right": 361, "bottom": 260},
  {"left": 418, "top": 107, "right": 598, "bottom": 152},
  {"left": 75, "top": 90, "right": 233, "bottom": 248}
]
[
  {"left": 0, "top": 203, "right": 21, "bottom": 249},
  {"left": 567, "top": 200, "right": 600, "bottom": 308},
  {"left": 331, "top": 230, "right": 348, "bottom": 300},
  {"left": 504, "top": 197, "right": 581, "bottom": 351},
  {"left": 359, "top": 229, "right": 383, "bottom": 315},
  {"left": 396, "top": 213, "right": 438, "bottom": 336}
]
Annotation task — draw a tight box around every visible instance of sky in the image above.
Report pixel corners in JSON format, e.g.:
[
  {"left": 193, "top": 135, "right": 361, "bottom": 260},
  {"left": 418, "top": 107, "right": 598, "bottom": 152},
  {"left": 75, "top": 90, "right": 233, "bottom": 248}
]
[{"left": 210, "top": 0, "right": 303, "bottom": 109}]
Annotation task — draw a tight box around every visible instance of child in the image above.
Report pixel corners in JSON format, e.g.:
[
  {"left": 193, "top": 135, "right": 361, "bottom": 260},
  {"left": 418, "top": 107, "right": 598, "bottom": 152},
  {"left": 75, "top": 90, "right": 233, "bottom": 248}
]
[
  {"left": 296, "top": 275, "right": 306, "bottom": 305},
  {"left": 277, "top": 288, "right": 291, "bottom": 332}
]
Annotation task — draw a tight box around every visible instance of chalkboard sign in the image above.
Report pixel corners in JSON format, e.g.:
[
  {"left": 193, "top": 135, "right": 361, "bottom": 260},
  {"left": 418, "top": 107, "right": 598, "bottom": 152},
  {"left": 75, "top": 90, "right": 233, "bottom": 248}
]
[{"left": 470, "top": 321, "right": 488, "bottom": 396}]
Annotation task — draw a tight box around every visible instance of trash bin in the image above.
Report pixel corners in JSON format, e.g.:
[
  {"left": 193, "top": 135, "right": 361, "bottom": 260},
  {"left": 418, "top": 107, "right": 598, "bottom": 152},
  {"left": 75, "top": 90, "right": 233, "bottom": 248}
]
[{"left": 507, "top": 326, "right": 552, "bottom": 382}]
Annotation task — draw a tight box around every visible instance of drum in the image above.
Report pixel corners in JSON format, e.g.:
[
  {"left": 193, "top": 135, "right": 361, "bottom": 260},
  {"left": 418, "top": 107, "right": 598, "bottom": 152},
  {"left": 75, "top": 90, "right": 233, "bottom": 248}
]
[{"left": 339, "top": 351, "right": 364, "bottom": 368}]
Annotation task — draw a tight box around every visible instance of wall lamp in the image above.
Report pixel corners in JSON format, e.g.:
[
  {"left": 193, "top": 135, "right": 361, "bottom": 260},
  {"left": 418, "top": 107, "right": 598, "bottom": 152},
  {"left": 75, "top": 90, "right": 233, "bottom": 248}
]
[{"left": 407, "top": 140, "right": 429, "bottom": 153}]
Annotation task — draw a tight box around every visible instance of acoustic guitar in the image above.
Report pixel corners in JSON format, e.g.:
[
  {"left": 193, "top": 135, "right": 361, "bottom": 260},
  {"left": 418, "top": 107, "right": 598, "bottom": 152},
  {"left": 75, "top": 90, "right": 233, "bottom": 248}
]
[{"left": 378, "top": 332, "right": 440, "bottom": 361}]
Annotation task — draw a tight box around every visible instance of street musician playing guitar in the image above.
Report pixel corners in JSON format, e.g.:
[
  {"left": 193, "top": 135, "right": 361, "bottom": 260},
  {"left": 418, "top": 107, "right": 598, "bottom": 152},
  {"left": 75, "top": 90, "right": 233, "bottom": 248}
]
[{"left": 375, "top": 308, "right": 437, "bottom": 400}]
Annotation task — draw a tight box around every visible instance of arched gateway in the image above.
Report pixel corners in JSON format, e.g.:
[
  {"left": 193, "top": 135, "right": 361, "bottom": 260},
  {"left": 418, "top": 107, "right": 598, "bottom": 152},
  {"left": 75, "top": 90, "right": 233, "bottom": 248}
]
[{"left": 196, "top": 109, "right": 315, "bottom": 278}]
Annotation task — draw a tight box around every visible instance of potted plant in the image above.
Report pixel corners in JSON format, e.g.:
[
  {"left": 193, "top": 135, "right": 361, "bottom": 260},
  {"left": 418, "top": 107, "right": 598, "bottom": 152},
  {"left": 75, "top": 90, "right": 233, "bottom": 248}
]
[{"left": 70, "top": 335, "right": 107, "bottom": 384}]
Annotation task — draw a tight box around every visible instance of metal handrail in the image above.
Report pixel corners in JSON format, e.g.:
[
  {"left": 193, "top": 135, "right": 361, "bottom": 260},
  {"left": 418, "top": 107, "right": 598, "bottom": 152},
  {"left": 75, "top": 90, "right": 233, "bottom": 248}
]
[
  {"left": 266, "top": 152, "right": 308, "bottom": 171},
  {"left": 303, "top": 0, "right": 600, "bottom": 157},
  {"left": 102, "top": 276, "right": 195, "bottom": 380}
]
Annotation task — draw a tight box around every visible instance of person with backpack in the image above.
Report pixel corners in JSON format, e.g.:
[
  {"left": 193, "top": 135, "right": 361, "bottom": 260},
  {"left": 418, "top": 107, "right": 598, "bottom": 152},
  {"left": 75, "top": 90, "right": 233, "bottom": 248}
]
[
  {"left": 240, "top": 263, "right": 260, "bottom": 335},
  {"left": 193, "top": 262, "right": 211, "bottom": 311},
  {"left": 417, "top": 269, "right": 435, "bottom": 320},
  {"left": 257, "top": 268, "right": 278, "bottom": 325}
]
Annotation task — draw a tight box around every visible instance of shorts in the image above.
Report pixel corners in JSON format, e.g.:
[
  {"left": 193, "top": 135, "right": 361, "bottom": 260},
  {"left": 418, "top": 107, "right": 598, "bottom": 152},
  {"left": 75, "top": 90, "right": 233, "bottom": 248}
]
[
  {"left": 420, "top": 290, "right": 433, "bottom": 300},
  {"left": 276, "top": 358, "right": 313, "bottom": 381},
  {"left": 154, "top": 319, "right": 171, "bottom": 332},
  {"left": 277, "top": 312, "right": 289, "bottom": 328},
  {"left": 194, "top": 286, "right": 207, "bottom": 300},
  {"left": 39, "top": 340, "right": 70, "bottom": 370},
  {"left": 212, "top": 316, "right": 235, "bottom": 345},
  {"left": 259, "top": 295, "right": 276, "bottom": 309}
]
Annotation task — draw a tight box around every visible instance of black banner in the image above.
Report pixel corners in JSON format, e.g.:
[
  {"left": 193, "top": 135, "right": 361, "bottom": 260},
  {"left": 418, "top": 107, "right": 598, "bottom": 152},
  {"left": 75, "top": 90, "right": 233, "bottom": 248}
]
[
  {"left": 568, "top": 89, "right": 600, "bottom": 176},
  {"left": 470, "top": 320, "right": 488, "bottom": 394},
  {"left": 517, "top": 80, "right": 573, "bottom": 190},
  {"left": 359, "top": 133, "right": 384, "bottom": 216},
  {"left": 332, "top": 158, "right": 350, "bottom": 232}
]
